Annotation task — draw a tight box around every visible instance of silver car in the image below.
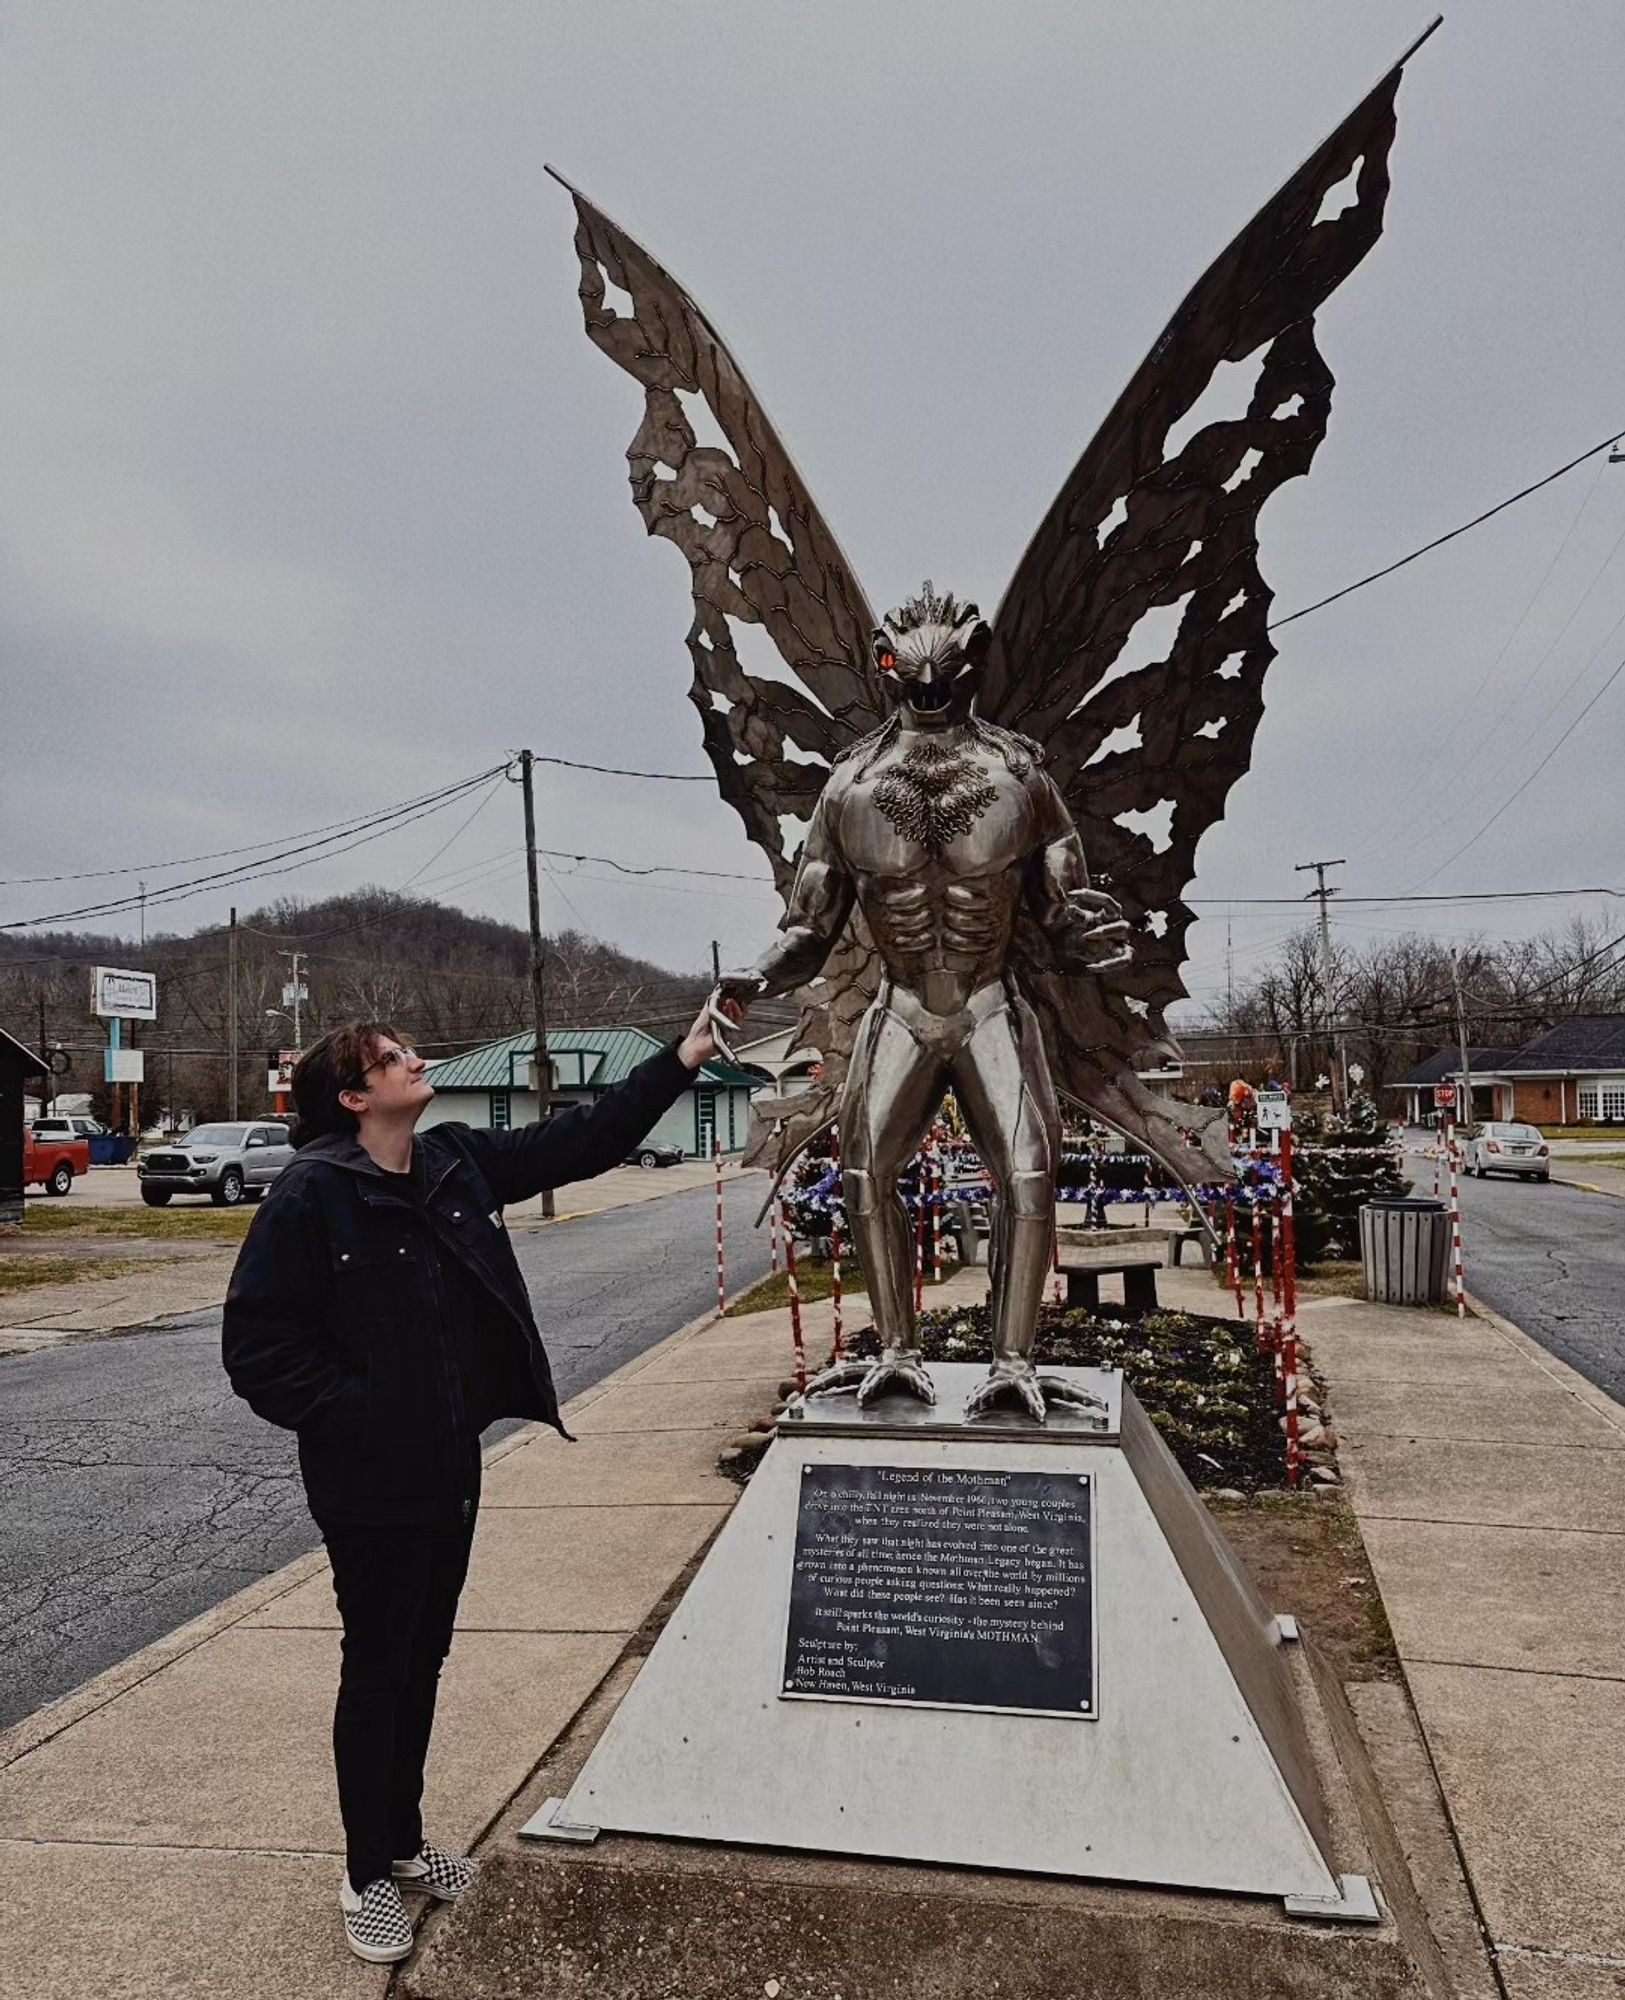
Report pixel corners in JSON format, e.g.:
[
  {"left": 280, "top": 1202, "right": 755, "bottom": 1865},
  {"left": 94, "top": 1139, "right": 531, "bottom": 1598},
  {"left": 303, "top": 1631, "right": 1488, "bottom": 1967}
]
[
  {"left": 137, "top": 1121, "right": 295, "bottom": 1206},
  {"left": 1462, "top": 1121, "right": 1550, "bottom": 1182}
]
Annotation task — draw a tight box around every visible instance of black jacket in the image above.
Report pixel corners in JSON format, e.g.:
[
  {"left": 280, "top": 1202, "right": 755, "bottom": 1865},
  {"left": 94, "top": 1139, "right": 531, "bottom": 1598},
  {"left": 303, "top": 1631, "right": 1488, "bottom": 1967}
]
[{"left": 221, "top": 1043, "right": 693, "bottom": 1525}]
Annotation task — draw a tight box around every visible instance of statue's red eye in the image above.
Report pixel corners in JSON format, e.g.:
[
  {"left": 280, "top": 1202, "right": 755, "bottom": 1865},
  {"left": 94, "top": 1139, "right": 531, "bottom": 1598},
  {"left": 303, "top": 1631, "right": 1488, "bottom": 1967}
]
[{"left": 879, "top": 651, "right": 896, "bottom": 671}]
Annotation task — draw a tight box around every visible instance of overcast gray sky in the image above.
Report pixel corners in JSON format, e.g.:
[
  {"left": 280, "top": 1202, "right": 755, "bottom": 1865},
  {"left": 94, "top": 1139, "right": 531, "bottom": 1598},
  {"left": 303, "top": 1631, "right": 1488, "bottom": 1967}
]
[{"left": 4, "top": 1, "right": 1623, "bottom": 1018}]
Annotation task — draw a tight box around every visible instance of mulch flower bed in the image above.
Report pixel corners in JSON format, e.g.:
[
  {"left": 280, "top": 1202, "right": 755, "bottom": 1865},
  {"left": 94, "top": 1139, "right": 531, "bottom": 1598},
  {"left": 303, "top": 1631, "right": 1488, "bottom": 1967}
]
[{"left": 845, "top": 1302, "right": 1290, "bottom": 1493}]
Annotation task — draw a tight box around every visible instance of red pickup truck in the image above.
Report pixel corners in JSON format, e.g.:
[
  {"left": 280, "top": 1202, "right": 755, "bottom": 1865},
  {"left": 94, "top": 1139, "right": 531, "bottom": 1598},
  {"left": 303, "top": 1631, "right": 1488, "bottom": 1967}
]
[{"left": 23, "top": 1130, "right": 90, "bottom": 1196}]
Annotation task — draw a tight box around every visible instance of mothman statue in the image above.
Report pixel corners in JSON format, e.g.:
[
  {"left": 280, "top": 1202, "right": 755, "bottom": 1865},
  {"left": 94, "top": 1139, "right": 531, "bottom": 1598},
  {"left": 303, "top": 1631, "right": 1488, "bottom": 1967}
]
[{"left": 550, "top": 35, "right": 1425, "bottom": 1419}]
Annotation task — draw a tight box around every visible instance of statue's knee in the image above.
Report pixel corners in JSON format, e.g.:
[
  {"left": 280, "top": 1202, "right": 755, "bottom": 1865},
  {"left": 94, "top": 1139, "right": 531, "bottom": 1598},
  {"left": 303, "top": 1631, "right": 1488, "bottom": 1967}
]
[
  {"left": 1005, "top": 1170, "right": 1054, "bottom": 1220},
  {"left": 842, "top": 1167, "right": 880, "bottom": 1217}
]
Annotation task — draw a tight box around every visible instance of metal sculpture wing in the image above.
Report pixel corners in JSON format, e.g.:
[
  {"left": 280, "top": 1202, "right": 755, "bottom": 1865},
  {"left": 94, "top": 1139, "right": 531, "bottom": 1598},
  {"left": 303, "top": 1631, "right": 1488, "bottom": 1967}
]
[
  {"left": 552, "top": 27, "right": 1431, "bottom": 1183},
  {"left": 978, "top": 39, "right": 1431, "bottom": 1180},
  {"left": 549, "top": 170, "right": 887, "bottom": 1164}
]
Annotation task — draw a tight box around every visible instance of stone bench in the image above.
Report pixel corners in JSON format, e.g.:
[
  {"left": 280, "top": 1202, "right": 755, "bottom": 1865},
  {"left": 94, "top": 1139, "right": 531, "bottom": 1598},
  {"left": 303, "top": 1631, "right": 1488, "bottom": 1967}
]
[{"left": 1054, "top": 1252, "right": 1162, "bottom": 1315}]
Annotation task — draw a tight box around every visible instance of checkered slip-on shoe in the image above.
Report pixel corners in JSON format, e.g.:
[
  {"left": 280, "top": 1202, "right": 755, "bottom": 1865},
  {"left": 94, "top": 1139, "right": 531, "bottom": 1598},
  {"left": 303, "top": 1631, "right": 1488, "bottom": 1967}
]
[
  {"left": 392, "top": 1841, "right": 477, "bottom": 1901},
  {"left": 338, "top": 1875, "right": 414, "bottom": 1964}
]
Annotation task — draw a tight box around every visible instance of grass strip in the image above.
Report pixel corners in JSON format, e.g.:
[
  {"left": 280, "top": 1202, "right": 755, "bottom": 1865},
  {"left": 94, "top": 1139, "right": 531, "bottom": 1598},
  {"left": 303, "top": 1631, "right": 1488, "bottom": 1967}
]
[
  {"left": 0, "top": 1254, "right": 162, "bottom": 1297},
  {"left": 20, "top": 1204, "right": 255, "bottom": 1242}
]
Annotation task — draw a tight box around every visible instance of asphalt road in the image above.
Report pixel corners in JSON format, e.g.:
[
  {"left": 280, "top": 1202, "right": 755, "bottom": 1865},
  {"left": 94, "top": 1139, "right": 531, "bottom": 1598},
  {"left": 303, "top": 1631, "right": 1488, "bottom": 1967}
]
[
  {"left": 1447, "top": 1166, "right": 1625, "bottom": 1404},
  {"left": 0, "top": 1176, "right": 772, "bottom": 1729}
]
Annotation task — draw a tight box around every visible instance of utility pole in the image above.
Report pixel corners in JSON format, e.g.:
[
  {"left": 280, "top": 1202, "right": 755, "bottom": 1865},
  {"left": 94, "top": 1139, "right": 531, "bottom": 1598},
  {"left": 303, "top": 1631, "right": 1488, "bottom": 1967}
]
[
  {"left": 518, "top": 750, "right": 555, "bottom": 1219},
  {"left": 37, "top": 990, "right": 51, "bottom": 1116},
  {"left": 1449, "top": 948, "right": 1476, "bottom": 1128},
  {"left": 1295, "top": 858, "right": 1346, "bottom": 1109},
  {"left": 278, "top": 949, "right": 308, "bottom": 1048},
  {"left": 1224, "top": 913, "right": 1235, "bottom": 1026},
  {"left": 227, "top": 907, "right": 240, "bottom": 1119},
  {"left": 711, "top": 939, "right": 721, "bottom": 984}
]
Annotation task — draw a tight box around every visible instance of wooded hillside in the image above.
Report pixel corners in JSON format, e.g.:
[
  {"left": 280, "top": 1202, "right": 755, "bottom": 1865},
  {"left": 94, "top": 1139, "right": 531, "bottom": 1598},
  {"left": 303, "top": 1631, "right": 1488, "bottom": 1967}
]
[{"left": 1, "top": 889, "right": 791, "bottom": 1125}]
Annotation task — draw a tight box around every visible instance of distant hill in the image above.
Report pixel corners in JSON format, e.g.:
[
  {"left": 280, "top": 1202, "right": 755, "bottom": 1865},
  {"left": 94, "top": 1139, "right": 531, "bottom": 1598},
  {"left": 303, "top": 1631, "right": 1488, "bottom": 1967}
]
[{"left": 0, "top": 888, "right": 794, "bottom": 1124}]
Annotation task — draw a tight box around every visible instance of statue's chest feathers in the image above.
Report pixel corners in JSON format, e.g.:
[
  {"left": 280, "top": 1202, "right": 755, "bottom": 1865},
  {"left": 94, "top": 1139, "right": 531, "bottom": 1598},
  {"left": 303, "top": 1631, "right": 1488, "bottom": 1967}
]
[{"left": 849, "top": 741, "right": 1027, "bottom": 868}]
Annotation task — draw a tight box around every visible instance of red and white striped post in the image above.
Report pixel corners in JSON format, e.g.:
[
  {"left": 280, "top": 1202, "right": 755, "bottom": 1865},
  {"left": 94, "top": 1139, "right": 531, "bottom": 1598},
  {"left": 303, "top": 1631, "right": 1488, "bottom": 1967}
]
[
  {"left": 1446, "top": 1113, "right": 1466, "bottom": 1317},
  {"left": 714, "top": 1134, "right": 726, "bottom": 1317},
  {"left": 1251, "top": 1198, "right": 1267, "bottom": 1353},
  {"left": 785, "top": 1224, "right": 807, "bottom": 1394},
  {"left": 769, "top": 1193, "right": 780, "bottom": 1276},
  {"left": 1226, "top": 1199, "right": 1244, "bottom": 1319},
  {"left": 929, "top": 1142, "right": 942, "bottom": 1290},
  {"left": 1280, "top": 1128, "right": 1301, "bottom": 1486},
  {"left": 829, "top": 1131, "right": 844, "bottom": 1359},
  {"left": 913, "top": 1161, "right": 926, "bottom": 1314}
]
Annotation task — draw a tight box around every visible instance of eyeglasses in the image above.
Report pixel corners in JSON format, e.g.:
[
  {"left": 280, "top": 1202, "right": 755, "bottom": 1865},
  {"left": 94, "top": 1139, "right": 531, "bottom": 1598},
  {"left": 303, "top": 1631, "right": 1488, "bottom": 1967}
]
[{"left": 353, "top": 1046, "right": 418, "bottom": 1086}]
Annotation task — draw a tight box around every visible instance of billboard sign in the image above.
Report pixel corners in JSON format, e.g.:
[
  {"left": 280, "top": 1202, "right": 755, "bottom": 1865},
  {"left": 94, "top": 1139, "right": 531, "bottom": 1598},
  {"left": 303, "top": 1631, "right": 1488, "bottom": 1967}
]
[{"left": 91, "top": 966, "right": 158, "bottom": 1021}]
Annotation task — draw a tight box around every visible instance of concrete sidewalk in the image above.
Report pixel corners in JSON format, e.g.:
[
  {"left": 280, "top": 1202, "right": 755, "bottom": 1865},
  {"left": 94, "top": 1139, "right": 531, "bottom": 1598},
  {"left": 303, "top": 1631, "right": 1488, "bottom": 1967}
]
[
  {"left": 5, "top": 1256, "right": 1622, "bottom": 1996},
  {"left": 1161, "top": 1262, "right": 1625, "bottom": 1996}
]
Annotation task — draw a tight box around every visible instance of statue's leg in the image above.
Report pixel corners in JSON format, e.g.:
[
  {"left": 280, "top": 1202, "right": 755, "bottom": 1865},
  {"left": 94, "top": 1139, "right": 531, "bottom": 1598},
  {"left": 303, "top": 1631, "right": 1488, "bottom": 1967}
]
[
  {"left": 951, "top": 991, "right": 1058, "bottom": 1370},
  {"left": 953, "top": 994, "right": 1104, "bottom": 1423},
  {"left": 812, "top": 1000, "right": 945, "bottom": 1404}
]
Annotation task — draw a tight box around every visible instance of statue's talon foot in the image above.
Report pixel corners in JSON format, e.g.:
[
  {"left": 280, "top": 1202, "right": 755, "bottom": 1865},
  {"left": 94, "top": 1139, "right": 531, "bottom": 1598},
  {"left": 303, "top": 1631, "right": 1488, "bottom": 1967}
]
[
  {"left": 804, "top": 1355, "right": 937, "bottom": 1407},
  {"left": 1034, "top": 1374, "right": 1110, "bottom": 1423},
  {"left": 963, "top": 1367, "right": 1047, "bottom": 1425},
  {"left": 803, "top": 1359, "right": 872, "bottom": 1400},
  {"left": 855, "top": 1355, "right": 937, "bottom": 1408}
]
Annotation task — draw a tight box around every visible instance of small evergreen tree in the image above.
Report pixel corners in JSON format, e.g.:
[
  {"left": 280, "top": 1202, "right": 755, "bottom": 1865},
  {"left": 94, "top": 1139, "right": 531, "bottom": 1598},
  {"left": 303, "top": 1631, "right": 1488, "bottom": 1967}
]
[{"left": 1293, "top": 1093, "right": 1410, "bottom": 1263}]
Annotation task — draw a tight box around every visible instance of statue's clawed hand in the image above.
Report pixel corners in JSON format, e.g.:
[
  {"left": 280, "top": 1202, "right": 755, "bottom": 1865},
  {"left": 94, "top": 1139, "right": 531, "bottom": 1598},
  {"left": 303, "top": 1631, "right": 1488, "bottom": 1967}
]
[{"left": 1061, "top": 887, "right": 1134, "bottom": 972}]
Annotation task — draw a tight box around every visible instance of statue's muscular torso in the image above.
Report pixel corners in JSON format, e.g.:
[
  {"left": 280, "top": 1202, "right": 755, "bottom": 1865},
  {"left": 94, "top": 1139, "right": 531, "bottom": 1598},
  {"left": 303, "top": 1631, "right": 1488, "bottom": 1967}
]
[{"left": 821, "top": 721, "right": 1059, "bottom": 1018}]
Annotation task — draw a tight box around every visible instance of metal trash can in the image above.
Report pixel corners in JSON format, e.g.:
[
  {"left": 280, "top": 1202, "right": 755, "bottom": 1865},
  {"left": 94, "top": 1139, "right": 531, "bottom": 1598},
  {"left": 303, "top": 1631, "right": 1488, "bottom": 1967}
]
[{"left": 1359, "top": 1198, "right": 1449, "bottom": 1306}]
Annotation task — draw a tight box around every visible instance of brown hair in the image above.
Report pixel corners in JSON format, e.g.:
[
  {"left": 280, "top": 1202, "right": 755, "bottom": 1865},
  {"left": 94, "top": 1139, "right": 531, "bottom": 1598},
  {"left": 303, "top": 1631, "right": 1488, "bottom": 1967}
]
[{"left": 290, "top": 1021, "right": 400, "bottom": 1147}]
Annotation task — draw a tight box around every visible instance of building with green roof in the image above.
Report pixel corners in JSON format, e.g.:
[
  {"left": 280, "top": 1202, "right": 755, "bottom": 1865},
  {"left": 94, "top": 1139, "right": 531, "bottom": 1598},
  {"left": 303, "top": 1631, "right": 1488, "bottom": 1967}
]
[{"left": 419, "top": 1026, "right": 762, "bottom": 1157}]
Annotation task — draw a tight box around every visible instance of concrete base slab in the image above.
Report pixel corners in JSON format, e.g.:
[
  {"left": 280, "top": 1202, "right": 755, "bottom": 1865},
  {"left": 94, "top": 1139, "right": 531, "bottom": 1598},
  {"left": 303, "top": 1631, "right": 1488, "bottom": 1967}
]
[
  {"left": 1408, "top": 1663, "right": 1625, "bottom": 1961},
  {"left": 405, "top": 1657, "right": 1443, "bottom": 2000},
  {"left": 243, "top": 1504, "right": 727, "bottom": 1635},
  {"left": 406, "top": 1836, "right": 1434, "bottom": 2000},
  {"left": 0, "top": 1840, "right": 389, "bottom": 2000}
]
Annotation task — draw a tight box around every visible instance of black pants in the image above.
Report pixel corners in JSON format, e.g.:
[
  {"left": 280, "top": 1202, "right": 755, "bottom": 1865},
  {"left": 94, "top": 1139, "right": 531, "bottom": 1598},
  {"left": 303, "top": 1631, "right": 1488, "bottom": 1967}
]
[{"left": 322, "top": 1503, "right": 477, "bottom": 1890}]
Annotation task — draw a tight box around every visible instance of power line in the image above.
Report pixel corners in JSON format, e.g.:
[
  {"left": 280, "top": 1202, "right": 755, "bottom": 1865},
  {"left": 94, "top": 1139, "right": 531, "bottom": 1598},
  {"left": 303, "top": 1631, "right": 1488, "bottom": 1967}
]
[
  {"left": 0, "top": 767, "right": 508, "bottom": 931},
  {"left": 1356, "top": 459, "right": 1613, "bottom": 850},
  {"left": 529, "top": 754, "right": 710, "bottom": 782},
  {"left": 1268, "top": 428, "right": 1625, "bottom": 631},
  {"left": 1406, "top": 650, "right": 1625, "bottom": 892}
]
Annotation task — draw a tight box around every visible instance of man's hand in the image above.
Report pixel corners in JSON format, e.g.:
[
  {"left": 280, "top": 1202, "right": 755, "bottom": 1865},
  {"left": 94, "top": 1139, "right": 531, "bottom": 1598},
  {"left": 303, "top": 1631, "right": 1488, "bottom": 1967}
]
[{"left": 678, "top": 991, "right": 749, "bottom": 1071}]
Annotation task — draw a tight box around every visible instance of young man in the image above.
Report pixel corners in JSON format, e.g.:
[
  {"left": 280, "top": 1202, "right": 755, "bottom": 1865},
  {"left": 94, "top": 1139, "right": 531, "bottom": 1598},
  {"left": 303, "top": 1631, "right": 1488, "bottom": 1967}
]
[{"left": 221, "top": 1001, "right": 740, "bottom": 1964}]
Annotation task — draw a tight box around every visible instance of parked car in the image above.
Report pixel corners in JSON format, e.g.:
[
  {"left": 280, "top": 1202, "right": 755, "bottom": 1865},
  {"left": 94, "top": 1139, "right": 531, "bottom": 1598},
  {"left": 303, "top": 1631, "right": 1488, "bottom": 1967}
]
[
  {"left": 624, "top": 1140, "right": 685, "bottom": 1169},
  {"left": 1461, "top": 1122, "right": 1550, "bottom": 1182},
  {"left": 23, "top": 1129, "right": 91, "bottom": 1196},
  {"left": 137, "top": 1121, "right": 295, "bottom": 1206},
  {"left": 30, "top": 1115, "right": 105, "bottom": 1143}
]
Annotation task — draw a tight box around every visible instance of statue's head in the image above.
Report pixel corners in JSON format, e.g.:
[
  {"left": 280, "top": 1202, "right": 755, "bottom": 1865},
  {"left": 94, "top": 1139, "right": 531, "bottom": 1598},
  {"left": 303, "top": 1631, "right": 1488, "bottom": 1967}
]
[{"left": 872, "top": 582, "right": 990, "bottom": 721}]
